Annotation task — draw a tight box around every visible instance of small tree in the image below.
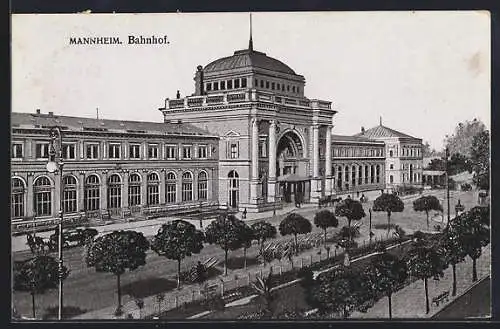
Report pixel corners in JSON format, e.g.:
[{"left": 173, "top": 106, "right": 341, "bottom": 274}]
[
  {"left": 279, "top": 213, "right": 312, "bottom": 255},
  {"left": 364, "top": 253, "right": 407, "bottom": 319},
  {"left": 334, "top": 199, "right": 365, "bottom": 241},
  {"left": 470, "top": 130, "right": 489, "bottom": 190},
  {"left": 441, "top": 226, "right": 467, "bottom": 296},
  {"left": 205, "top": 215, "right": 245, "bottom": 276},
  {"left": 151, "top": 220, "right": 205, "bottom": 289},
  {"left": 86, "top": 230, "right": 150, "bottom": 312},
  {"left": 250, "top": 269, "right": 276, "bottom": 316},
  {"left": 309, "top": 267, "right": 371, "bottom": 318},
  {"left": 413, "top": 195, "right": 443, "bottom": 229},
  {"left": 405, "top": 238, "right": 448, "bottom": 314},
  {"left": 13, "top": 255, "right": 69, "bottom": 319},
  {"left": 373, "top": 193, "right": 404, "bottom": 236},
  {"left": 314, "top": 209, "right": 339, "bottom": 245},
  {"left": 251, "top": 221, "right": 277, "bottom": 253},
  {"left": 239, "top": 222, "right": 255, "bottom": 270},
  {"left": 451, "top": 210, "right": 490, "bottom": 282}
]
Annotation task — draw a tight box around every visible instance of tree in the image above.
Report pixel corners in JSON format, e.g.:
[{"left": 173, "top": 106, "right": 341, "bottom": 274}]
[
  {"left": 278, "top": 213, "right": 312, "bottom": 255},
  {"left": 308, "top": 267, "right": 372, "bottom": 318},
  {"left": 445, "top": 118, "right": 486, "bottom": 157},
  {"left": 251, "top": 221, "right": 277, "bottom": 252},
  {"left": 441, "top": 226, "right": 467, "bottom": 296},
  {"left": 469, "top": 205, "right": 490, "bottom": 227},
  {"left": 150, "top": 220, "right": 205, "bottom": 289},
  {"left": 13, "top": 255, "right": 69, "bottom": 318},
  {"left": 470, "top": 130, "right": 489, "bottom": 190},
  {"left": 334, "top": 199, "right": 365, "bottom": 241},
  {"left": 250, "top": 268, "right": 276, "bottom": 316},
  {"left": 405, "top": 238, "right": 448, "bottom": 314},
  {"left": 314, "top": 209, "right": 339, "bottom": 245},
  {"left": 448, "top": 153, "right": 472, "bottom": 176},
  {"left": 365, "top": 253, "right": 407, "bottom": 319},
  {"left": 372, "top": 193, "right": 404, "bottom": 236},
  {"left": 413, "top": 195, "right": 443, "bottom": 229},
  {"left": 451, "top": 210, "right": 490, "bottom": 282},
  {"left": 86, "top": 230, "right": 150, "bottom": 312},
  {"left": 205, "top": 214, "right": 245, "bottom": 276},
  {"left": 239, "top": 222, "right": 255, "bottom": 270},
  {"left": 426, "top": 158, "right": 446, "bottom": 171}
]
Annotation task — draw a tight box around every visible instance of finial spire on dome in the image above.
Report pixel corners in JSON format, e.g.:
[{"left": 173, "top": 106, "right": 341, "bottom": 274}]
[{"left": 248, "top": 13, "right": 253, "bottom": 51}]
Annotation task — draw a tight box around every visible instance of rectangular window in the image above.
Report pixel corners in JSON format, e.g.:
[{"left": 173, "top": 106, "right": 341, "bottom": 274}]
[
  {"left": 265, "top": 81, "right": 270, "bottom": 89},
  {"left": 220, "top": 81, "right": 226, "bottom": 90},
  {"left": 206, "top": 83, "right": 212, "bottom": 91},
  {"left": 259, "top": 141, "right": 267, "bottom": 157},
  {"left": 235, "top": 79, "right": 240, "bottom": 88},
  {"left": 271, "top": 82, "right": 275, "bottom": 90},
  {"left": 148, "top": 144, "right": 159, "bottom": 159},
  {"left": 277, "top": 83, "right": 280, "bottom": 90},
  {"left": 214, "top": 82, "right": 219, "bottom": 91},
  {"left": 166, "top": 145, "right": 177, "bottom": 159},
  {"left": 35, "top": 143, "right": 49, "bottom": 159},
  {"left": 108, "top": 143, "right": 121, "bottom": 159},
  {"left": 255, "top": 79, "right": 258, "bottom": 87},
  {"left": 166, "top": 183, "right": 176, "bottom": 203},
  {"left": 287, "top": 85, "right": 290, "bottom": 91},
  {"left": 86, "top": 143, "right": 99, "bottom": 159},
  {"left": 260, "top": 80, "right": 264, "bottom": 88},
  {"left": 198, "top": 145, "right": 208, "bottom": 159},
  {"left": 230, "top": 143, "right": 238, "bottom": 159},
  {"left": 129, "top": 144, "right": 141, "bottom": 159},
  {"left": 227, "top": 80, "right": 233, "bottom": 89},
  {"left": 241, "top": 78, "right": 247, "bottom": 87},
  {"left": 62, "top": 144, "right": 76, "bottom": 160},
  {"left": 183, "top": 145, "right": 192, "bottom": 159},
  {"left": 12, "top": 143, "right": 23, "bottom": 159}
]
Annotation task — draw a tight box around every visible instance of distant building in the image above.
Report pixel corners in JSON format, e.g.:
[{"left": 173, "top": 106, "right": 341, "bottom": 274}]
[{"left": 354, "top": 120, "right": 424, "bottom": 192}]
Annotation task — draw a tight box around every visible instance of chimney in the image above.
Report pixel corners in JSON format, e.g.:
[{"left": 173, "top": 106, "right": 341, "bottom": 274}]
[
  {"left": 194, "top": 65, "right": 204, "bottom": 96},
  {"left": 36, "top": 109, "right": 41, "bottom": 114},
  {"left": 176, "top": 90, "right": 181, "bottom": 99},
  {"left": 48, "top": 111, "right": 54, "bottom": 117},
  {"left": 361, "top": 127, "right": 365, "bottom": 135}
]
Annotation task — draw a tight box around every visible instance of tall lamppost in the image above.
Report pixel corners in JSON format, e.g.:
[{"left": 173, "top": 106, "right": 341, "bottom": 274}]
[
  {"left": 368, "top": 208, "right": 373, "bottom": 245},
  {"left": 444, "top": 147, "right": 451, "bottom": 229},
  {"left": 46, "top": 127, "right": 64, "bottom": 320}
]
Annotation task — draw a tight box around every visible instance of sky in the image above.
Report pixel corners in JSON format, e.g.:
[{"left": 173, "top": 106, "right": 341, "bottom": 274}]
[{"left": 12, "top": 11, "right": 490, "bottom": 150}]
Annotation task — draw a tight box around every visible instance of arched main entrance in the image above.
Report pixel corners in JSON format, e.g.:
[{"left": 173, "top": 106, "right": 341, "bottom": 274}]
[{"left": 276, "top": 130, "right": 309, "bottom": 204}]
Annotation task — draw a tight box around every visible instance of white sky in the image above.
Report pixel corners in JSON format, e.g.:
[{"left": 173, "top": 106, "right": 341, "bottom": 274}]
[{"left": 12, "top": 11, "right": 490, "bottom": 150}]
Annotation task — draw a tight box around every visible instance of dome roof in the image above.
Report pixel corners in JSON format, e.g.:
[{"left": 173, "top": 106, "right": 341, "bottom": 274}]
[{"left": 203, "top": 49, "right": 297, "bottom": 75}]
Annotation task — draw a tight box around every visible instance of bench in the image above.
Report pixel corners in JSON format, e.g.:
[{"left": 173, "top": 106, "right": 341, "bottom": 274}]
[{"left": 432, "top": 290, "right": 450, "bottom": 307}]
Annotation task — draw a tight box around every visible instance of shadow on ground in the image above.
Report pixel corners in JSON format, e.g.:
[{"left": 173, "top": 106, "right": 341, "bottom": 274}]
[
  {"left": 122, "top": 277, "right": 178, "bottom": 299},
  {"left": 218, "top": 256, "right": 260, "bottom": 270}
]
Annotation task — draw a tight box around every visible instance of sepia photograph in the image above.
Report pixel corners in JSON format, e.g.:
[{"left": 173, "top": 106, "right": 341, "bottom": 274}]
[{"left": 11, "top": 11, "right": 491, "bottom": 321}]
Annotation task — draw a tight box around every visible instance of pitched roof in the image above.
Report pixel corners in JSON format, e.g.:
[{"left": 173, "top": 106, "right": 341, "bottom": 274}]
[
  {"left": 331, "top": 134, "right": 384, "bottom": 144},
  {"left": 353, "top": 124, "right": 419, "bottom": 140},
  {"left": 11, "top": 112, "right": 214, "bottom": 137}
]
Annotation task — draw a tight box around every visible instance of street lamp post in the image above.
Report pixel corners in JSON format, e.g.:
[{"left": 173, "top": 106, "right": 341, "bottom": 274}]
[
  {"left": 445, "top": 147, "right": 451, "bottom": 228},
  {"left": 47, "top": 127, "right": 64, "bottom": 320},
  {"left": 368, "top": 208, "right": 373, "bottom": 245}
]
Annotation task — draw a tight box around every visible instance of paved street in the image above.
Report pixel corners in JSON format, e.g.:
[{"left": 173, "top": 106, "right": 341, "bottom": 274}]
[{"left": 12, "top": 189, "right": 481, "bottom": 319}]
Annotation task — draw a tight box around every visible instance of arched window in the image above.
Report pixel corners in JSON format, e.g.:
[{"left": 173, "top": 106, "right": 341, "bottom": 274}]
[
  {"left": 351, "top": 165, "right": 356, "bottom": 186},
  {"left": 147, "top": 172, "right": 160, "bottom": 205},
  {"left": 84, "top": 175, "right": 100, "bottom": 211},
  {"left": 390, "top": 175, "right": 394, "bottom": 184},
  {"left": 370, "top": 165, "right": 375, "bottom": 184},
  {"left": 107, "top": 174, "right": 121, "bottom": 209},
  {"left": 11, "top": 178, "right": 25, "bottom": 218},
  {"left": 364, "top": 166, "right": 369, "bottom": 184},
  {"left": 198, "top": 171, "right": 208, "bottom": 200},
  {"left": 337, "top": 166, "right": 342, "bottom": 189},
  {"left": 358, "top": 166, "right": 363, "bottom": 185},
  {"left": 182, "top": 172, "right": 193, "bottom": 202},
  {"left": 34, "top": 176, "right": 52, "bottom": 217},
  {"left": 409, "top": 164, "right": 414, "bottom": 183},
  {"left": 228, "top": 170, "right": 239, "bottom": 208},
  {"left": 166, "top": 172, "right": 177, "bottom": 203},
  {"left": 63, "top": 175, "right": 77, "bottom": 213},
  {"left": 376, "top": 165, "right": 381, "bottom": 183},
  {"left": 128, "top": 173, "right": 141, "bottom": 207}
]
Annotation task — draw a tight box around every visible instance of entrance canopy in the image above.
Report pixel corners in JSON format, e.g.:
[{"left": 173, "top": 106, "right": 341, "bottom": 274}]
[{"left": 278, "top": 173, "right": 311, "bottom": 182}]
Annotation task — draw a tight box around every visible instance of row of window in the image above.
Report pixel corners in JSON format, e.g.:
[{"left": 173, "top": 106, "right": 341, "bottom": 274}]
[
  {"left": 388, "top": 163, "right": 422, "bottom": 170},
  {"left": 388, "top": 147, "right": 421, "bottom": 158},
  {"left": 334, "top": 147, "right": 384, "bottom": 158},
  {"left": 11, "top": 141, "right": 210, "bottom": 160},
  {"left": 254, "top": 78, "right": 301, "bottom": 94},
  {"left": 11, "top": 171, "right": 209, "bottom": 218},
  {"left": 206, "top": 78, "right": 247, "bottom": 92},
  {"left": 333, "top": 164, "right": 383, "bottom": 187}
]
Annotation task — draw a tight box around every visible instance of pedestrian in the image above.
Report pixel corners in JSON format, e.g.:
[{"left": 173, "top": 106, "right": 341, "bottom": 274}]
[{"left": 242, "top": 208, "right": 247, "bottom": 219}]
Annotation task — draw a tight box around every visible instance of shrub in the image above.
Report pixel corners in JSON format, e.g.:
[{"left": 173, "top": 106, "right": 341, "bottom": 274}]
[{"left": 373, "top": 223, "right": 398, "bottom": 231}]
